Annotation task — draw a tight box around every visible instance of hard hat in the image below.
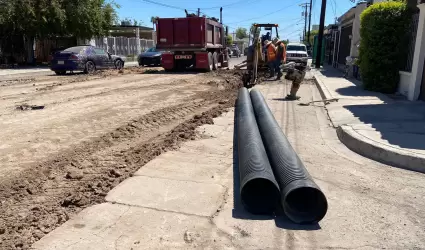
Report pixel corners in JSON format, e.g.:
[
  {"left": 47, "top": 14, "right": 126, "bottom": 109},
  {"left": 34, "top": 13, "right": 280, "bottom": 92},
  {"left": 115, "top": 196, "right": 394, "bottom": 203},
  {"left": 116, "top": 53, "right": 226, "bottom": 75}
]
[{"left": 264, "top": 40, "right": 272, "bottom": 46}]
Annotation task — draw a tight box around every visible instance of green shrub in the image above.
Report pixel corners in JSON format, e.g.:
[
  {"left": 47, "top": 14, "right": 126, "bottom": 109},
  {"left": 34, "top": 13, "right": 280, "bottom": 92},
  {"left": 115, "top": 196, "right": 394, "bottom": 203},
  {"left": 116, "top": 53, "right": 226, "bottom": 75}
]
[{"left": 359, "top": 1, "right": 410, "bottom": 93}]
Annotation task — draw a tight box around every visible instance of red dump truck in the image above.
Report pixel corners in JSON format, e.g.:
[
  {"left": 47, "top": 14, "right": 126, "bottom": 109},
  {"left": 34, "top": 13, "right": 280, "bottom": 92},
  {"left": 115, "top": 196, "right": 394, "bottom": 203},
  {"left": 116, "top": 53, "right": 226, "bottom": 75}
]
[{"left": 156, "top": 9, "right": 229, "bottom": 71}]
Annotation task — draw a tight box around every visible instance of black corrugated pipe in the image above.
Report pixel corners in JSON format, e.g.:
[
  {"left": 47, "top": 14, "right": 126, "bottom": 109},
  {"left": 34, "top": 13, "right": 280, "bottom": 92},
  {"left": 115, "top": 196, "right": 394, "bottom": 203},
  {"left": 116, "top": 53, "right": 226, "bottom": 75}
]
[
  {"left": 236, "top": 88, "right": 280, "bottom": 214},
  {"left": 250, "top": 89, "right": 328, "bottom": 224}
]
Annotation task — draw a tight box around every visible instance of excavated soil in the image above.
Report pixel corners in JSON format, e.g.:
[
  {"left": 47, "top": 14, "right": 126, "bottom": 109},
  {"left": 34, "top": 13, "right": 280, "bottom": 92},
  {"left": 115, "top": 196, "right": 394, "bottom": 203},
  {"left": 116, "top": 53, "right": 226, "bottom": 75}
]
[{"left": 0, "top": 69, "right": 241, "bottom": 249}]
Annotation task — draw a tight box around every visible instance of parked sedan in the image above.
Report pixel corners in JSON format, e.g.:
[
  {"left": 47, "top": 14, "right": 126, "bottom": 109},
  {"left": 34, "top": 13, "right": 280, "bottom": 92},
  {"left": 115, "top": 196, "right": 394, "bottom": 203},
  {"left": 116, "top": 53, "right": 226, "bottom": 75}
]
[
  {"left": 138, "top": 47, "right": 162, "bottom": 66},
  {"left": 229, "top": 45, "right": 241, "bottom": 57},
  {"left": 50, "top": 46, "right": 125, "bottom": 75}
]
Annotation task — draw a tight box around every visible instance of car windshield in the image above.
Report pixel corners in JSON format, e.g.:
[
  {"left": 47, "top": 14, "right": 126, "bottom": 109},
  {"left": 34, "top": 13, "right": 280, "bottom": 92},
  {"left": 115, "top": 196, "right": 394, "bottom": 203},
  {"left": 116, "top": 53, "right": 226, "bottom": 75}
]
[
  {"left": 63, "top": 46, "right": 86, "bottom": 53},
  {"left": 287, "top": 45, "right": 307, "bottom": 51},
  {"left": 146, "top": 47, "right": 156, "bottom": 52}
]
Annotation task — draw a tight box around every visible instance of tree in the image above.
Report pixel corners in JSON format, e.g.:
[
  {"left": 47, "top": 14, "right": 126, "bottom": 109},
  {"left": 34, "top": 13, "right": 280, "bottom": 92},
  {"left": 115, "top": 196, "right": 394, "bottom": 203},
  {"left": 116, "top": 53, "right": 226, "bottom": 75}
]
[
  {"left": 235, "top": 27, "right": 248, "bottom": 40},
  {"left": 306, "top": 30, "right": 319, "bottom": 46},
  {"left": 226, "top": 35, "right": 233, "bottom": 45},
  {"left": 151, "top": 16, "right": 159, "bottom": 30},
  {"left": 0, "top": 0, "right": 119, "bottom": 39},
  {"left": 250, "top": 24, "right": 260, "bottom": 38},
  {"left": 359, "top": 1, "right": 410, "bottom": 93},
  {"left": 120, "top": 18, "right": 143, "bottom": 26}
]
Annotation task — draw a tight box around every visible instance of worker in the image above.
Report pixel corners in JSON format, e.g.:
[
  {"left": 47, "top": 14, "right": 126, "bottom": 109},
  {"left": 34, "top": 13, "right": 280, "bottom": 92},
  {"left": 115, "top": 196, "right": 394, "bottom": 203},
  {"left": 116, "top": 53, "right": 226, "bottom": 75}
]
[
  {"left": 275, "top": 39, "right": 286, "bottom": 80},
  {"left": 264, "top": 40, "right": 277, "bottom": 77},
  {"left": 284, "top": 64, "right": 307, "bottom": 100}
]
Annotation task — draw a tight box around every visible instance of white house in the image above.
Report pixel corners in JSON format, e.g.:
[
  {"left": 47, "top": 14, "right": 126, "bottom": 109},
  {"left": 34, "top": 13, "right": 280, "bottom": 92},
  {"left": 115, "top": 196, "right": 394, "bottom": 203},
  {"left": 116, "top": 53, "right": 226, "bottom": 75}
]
[
  {"left": 398, "top": 1, "right": 425, "bottom": 101},
  {"left": 333, "top": 1, "right": 370, "bottom": 69}
]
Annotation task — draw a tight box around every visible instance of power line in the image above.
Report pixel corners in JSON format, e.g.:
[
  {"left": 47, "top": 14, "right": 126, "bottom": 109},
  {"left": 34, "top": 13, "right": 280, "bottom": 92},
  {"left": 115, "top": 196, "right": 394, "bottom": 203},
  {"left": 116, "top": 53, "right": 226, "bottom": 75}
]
[
  {"left": 141, "top": 0, "right": 192, "bottom": 11},
  {"left": 285, "top": 29, "right": 303, "bottom": 39},
  {"left": 278, "top": 18, "right": 304, "bottom": 33},
  {"left": 225, "top": 0, "right": 303, "bottom": 25},
  {"left": 201, "top": 0, "right": 257, "bottom": 10},
  {"left": 330, "top": 0, "right": 336, "bottom": 19}
]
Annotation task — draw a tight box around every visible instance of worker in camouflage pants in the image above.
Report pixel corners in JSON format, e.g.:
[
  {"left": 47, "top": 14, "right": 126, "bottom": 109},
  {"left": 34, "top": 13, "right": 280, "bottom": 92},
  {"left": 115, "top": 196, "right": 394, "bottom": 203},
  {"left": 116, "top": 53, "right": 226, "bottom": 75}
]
[{"left": 284, "top": 65, "right": 307, "bottom": 100}]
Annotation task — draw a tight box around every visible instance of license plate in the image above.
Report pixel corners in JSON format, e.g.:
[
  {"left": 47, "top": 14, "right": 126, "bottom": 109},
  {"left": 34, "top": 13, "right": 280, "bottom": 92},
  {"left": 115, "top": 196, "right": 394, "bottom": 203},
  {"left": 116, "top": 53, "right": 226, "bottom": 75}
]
[
  {"left": 175, "top": 55, "right": 192, "bottom": 59},
  {"left": 58, "top": 61, "right": 64, "bottom": 65}
]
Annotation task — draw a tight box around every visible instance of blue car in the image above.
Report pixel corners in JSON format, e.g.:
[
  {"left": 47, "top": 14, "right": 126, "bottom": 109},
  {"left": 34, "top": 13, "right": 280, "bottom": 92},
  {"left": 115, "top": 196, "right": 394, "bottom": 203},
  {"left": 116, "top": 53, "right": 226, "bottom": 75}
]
[
  {"left": 138, "top": 47, "right": 162, "bottom": 66},
  {"left": 50, "top": 45, "right": 126, "bottom": 75}
]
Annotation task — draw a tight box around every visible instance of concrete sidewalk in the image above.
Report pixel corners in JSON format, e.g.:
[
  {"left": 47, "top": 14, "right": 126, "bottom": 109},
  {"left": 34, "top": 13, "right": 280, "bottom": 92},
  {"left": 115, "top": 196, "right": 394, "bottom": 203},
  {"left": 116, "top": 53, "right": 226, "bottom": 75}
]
[{"left": 313, "top": 66, "right": 425, "bottom": 173}]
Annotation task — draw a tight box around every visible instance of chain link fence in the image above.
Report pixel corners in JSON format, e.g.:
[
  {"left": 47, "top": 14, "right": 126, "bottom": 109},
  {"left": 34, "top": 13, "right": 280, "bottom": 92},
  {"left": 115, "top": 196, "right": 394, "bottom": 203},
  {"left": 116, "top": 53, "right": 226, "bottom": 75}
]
[{"left": 92, "top": 37, "right": 155, "bottom": 61}]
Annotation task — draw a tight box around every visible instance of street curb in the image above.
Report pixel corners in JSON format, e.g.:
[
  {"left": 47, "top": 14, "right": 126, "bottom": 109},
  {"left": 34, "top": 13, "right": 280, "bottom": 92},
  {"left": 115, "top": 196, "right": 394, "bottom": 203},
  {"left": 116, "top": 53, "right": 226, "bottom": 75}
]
[
  {"left": 312, "top": 71, "right": 333, "bottom": 100},
  {"left": 337, "top": 125, "right": 425, "bottom": 173}
]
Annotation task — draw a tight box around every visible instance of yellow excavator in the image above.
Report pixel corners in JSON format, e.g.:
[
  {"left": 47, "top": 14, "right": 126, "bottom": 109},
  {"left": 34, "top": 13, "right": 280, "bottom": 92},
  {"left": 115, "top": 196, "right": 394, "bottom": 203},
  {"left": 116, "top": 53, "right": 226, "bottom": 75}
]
[{"left": 236, "top": 23, "right": 279, "bottom": 88}]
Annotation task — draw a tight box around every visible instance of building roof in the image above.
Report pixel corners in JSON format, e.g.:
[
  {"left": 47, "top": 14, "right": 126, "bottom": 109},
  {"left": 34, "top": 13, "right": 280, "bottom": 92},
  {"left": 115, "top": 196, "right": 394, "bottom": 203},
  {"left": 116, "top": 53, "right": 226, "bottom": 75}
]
[
  {"left": 111, "top": 25, "right": 153, "bottom": 31},
  {"left": 337, "top": 1, "right": 367, "bottom": 23}
]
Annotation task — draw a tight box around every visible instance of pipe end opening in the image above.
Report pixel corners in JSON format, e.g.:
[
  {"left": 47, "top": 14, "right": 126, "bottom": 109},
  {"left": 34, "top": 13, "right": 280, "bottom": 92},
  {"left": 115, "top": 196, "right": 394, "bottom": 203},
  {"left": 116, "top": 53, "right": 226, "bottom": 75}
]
[
  {"left": 241, "top": 178, "right": 280, "bottom": 215},
  {"left": 283, "top": 187, "right": 328, "bottom": 224}
]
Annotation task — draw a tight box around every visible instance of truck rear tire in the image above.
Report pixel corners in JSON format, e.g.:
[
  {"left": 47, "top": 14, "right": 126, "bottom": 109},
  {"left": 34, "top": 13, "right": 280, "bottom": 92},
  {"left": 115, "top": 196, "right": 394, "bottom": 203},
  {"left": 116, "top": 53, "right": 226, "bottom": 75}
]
[
  {"left": 213, "top": 52, "right": 219, "bottom": 70},
  {"left": 206, "top": 52, "right": 213, "bottom": 72}
]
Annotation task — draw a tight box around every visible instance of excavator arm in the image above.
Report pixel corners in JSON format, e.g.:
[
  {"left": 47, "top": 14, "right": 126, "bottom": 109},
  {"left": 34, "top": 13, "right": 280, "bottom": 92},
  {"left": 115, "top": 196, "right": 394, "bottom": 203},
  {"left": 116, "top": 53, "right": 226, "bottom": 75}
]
[{"left": 242, "top": 23, "right": 279, "bottom": 88}]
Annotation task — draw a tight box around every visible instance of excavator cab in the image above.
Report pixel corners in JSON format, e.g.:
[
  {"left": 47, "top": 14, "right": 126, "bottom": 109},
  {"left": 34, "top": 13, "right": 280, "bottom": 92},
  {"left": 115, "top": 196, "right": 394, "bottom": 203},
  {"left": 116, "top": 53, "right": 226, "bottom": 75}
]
[{"left": 243, "top": 23, "right": 279, "bottom": 88}]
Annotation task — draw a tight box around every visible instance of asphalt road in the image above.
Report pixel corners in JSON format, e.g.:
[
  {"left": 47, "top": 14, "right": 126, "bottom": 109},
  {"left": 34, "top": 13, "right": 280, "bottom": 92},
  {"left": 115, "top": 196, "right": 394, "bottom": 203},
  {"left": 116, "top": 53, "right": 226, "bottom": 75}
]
[
  {"left": 228, "top": 55, "right": 246, "bottom": 69},
  {"left": 1, "top": 56, "right": 247, "bottom": 80}
]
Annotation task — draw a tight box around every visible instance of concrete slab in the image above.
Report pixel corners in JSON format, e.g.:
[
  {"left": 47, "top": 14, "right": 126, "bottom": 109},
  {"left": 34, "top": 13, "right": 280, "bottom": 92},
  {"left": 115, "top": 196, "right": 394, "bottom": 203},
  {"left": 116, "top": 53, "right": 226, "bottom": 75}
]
[
  {"left": 106, "top": 176, "right": 226, "bottom": 217},
  {"left": 349, "top": 122, "right": 425, "bottom": 134},
  {"left": 32, "top": 203, "right": 234, "bottom": 250},
  {"left": 313, "top": 67, "right": 425, "bottom": 172},
  {"left": 338, "top": 125, "right": 425, "bottom": 173},
  {"left": 177, "top": 138, "right": 233, "bottom": 158},
  {"left": 213, "top": 178, "right": 425, "bottom": 250},
  {"left": 135, "top": 151, "right": 232, "bottom": 183},
  {"left": 197, "top": 124, "right": 234, "bottom": 140}
]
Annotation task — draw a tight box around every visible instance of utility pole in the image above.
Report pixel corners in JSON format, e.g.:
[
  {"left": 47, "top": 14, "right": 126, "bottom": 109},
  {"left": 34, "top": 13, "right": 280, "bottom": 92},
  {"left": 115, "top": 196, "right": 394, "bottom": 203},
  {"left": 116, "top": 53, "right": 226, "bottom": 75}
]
[
  {"left": 300, "top": 3, "right": 310, "bottom": 44},
  {"left": 307, "top": 0, "right": 313, "bottom": 46},
  {"left": 304, "top": 5, "right": 307, "bottom": 42},
  {"left": 315, "top": 0, "right": 327, "bottom": 68}
]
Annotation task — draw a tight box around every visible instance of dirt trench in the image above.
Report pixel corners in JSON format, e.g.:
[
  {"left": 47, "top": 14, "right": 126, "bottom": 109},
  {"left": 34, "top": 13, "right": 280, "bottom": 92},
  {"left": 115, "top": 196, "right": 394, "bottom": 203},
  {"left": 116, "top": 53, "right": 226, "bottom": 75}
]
[{"left": 0, "top": 70, "right": 242, "bottom": 250}]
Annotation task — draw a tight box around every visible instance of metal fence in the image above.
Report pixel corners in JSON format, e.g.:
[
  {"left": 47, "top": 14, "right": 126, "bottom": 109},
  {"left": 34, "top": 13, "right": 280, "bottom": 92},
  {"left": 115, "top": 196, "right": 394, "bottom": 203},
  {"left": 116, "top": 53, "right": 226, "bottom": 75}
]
[
  {"left": 92, "top": 37, "right": 155, "bottom": 57},
  {"left": 402, "top": 13, "right": 419, "bottom": 72}
]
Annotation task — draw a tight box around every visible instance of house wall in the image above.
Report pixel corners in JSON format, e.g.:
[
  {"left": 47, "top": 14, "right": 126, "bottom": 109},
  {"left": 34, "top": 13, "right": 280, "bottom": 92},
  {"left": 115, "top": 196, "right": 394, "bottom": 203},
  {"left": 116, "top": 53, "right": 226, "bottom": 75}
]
[
  {"left": 399, "top": 71, "right": 412, "bottom": 97},
  {"left": 350, "top": 3, "right": 367, "bottom": 58},
  {"left": 335, "top": 2, "right": 367, "bottom": 68},
  {"left": 398, "top": 3, "right": 425, "bottom": 100}
]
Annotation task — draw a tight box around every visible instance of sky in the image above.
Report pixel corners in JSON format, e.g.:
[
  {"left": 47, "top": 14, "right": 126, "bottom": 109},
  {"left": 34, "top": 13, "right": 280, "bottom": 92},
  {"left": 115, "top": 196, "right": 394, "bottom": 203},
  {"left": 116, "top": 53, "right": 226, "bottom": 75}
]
[{"left": 114, "top": 0, "right": 358, "bottom": 42}]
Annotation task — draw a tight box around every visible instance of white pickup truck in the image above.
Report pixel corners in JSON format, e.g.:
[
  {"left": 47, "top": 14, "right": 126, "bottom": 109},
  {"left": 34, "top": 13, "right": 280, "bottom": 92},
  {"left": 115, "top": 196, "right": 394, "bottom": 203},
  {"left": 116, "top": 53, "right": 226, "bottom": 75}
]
[{"left": 286, "top": 43, "right": 308, "bottom": 66}]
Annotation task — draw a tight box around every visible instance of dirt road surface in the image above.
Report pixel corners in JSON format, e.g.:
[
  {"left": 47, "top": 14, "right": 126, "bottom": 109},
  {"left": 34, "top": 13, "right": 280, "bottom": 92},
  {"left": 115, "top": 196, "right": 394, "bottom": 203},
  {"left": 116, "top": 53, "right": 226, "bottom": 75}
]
[{"left": 0, "top": 67, "right": 241, "bottom": 249}]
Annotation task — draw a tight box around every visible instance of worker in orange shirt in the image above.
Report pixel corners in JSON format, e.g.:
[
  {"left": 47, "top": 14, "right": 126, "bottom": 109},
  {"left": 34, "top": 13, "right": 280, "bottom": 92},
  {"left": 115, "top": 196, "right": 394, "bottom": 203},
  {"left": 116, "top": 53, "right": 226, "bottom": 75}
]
[
  {"left": 264, "top": 40, "right": 277, "bottom": 78},
  {"left": 275, "top": 40, "right": 286, "bottom": 80}
]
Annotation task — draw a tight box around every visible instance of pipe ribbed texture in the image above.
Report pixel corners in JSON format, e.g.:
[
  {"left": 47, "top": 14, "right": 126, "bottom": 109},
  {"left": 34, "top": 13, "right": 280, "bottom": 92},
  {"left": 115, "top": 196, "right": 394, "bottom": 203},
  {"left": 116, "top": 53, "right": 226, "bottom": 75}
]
[
  {"left": 236, "top": 88, "right": 280, "bottom": 214},
  {"left": 250, "top": 89, "right": 328, "bottom": 224}
]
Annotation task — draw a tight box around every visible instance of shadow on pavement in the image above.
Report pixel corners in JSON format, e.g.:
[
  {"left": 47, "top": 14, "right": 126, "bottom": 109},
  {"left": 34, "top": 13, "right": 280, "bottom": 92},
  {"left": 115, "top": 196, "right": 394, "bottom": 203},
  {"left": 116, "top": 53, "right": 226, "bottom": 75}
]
[
  {"left": 319, "top": 66, "right": 425, "bottom": 151},
  {"left": 271, "top": 98, "right": 299, "bottom": 102},
  {"left": 319, "top": 66, "right": 362, "bottom": 87},
  {"left": 343, "top": 103, "right": 425, "bottom": 150}
]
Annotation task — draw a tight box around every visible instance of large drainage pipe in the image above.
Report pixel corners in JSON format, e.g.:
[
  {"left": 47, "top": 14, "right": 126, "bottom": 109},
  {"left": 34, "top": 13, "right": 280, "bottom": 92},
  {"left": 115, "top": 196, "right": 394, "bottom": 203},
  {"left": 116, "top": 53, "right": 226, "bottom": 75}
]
[
  {"left": 250, "top": 89, "right": 328, "bottom": 224},
  {"left": 236, "top": 87, "right": 280, "bottom": 214}
]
